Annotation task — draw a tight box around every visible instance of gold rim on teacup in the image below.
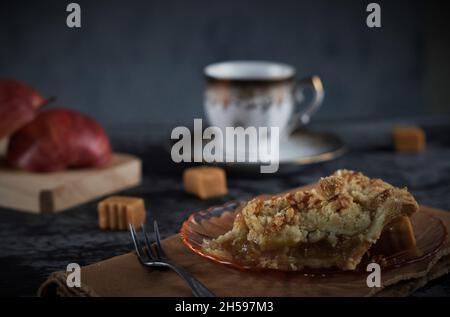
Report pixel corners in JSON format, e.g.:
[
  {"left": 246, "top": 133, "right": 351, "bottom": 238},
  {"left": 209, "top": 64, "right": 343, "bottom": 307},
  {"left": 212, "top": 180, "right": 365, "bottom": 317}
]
[{"left": 204, "top": 60, "right": 325, "bottom": 139}]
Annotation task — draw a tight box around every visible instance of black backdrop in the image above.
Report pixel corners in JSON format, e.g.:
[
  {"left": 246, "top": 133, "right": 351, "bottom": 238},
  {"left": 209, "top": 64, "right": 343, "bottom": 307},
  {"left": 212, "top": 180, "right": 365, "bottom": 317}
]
[{"left": 1, "top": 0, "right": 449, "bottom": 133}]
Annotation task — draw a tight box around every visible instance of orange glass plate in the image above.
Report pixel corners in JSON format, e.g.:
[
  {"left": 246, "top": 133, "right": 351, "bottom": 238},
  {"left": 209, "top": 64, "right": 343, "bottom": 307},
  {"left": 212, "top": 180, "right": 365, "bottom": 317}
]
[{"left": 181, "top": 201, "right": 447, "bottom": 274}]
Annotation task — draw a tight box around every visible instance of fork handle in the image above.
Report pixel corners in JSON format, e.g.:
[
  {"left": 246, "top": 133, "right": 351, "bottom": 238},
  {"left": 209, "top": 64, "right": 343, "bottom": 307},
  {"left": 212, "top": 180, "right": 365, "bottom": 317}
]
[{"left": 167, "top": 263, "right": 216, "bottom": 297}]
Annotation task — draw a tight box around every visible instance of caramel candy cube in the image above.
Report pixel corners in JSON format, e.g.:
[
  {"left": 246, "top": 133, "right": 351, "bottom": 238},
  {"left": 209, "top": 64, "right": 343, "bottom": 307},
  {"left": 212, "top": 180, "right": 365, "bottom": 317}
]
[
  {"left": 183, "top": 167, "right": 227, "bottom": 199},
  {"left": 98, "top": 196, "right": 146, "bottom": 230},
  {"left": 393, "top": 127, "right": 425, "bottom": 153},
  {"left": 375, "top": 216, "right": 416, "bottom": 255}
]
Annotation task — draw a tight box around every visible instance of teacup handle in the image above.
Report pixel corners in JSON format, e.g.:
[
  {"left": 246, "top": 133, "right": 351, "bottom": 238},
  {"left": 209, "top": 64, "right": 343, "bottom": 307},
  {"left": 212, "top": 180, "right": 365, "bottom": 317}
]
[{"left": 287, "top": 75, "right": 324, "bottom": 134}]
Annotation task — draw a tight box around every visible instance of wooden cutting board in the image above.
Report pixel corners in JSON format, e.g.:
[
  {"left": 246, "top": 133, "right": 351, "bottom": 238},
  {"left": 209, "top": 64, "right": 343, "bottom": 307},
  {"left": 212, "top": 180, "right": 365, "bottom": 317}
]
[
  {"left": 0, "top": 153, "right": 142, "bottom": 214},
  {"left": 38, "top": 205, "right": 450, "bottom": 297}
]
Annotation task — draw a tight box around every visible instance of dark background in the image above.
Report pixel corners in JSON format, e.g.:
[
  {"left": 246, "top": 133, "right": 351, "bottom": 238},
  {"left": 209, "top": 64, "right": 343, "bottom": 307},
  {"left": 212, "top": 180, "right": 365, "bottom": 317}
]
[
  {"left": 1, "top": 0, "right": 449, "bottom": 138},
  {"left": 1, "top": 0, "right": 450, "bottom": 297}
]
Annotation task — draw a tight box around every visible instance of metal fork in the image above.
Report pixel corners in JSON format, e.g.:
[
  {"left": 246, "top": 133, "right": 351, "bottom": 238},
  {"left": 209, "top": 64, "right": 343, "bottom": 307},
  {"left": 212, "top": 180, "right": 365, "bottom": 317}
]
[{"left": 129, "top": 221, "right": 216, "bottom": 297}]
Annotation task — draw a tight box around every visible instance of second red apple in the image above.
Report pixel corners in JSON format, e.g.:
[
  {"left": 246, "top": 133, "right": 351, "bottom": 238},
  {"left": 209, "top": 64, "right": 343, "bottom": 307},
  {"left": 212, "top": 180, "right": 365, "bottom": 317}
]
[{"left": 7, "top": 108, "right": 112, "bottom": 172}]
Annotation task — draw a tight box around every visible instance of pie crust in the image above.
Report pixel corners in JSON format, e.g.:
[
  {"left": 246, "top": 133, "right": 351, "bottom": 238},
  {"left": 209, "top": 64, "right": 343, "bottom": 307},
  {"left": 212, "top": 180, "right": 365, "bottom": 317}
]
[{"left": 203, "top": 169, "right": 419, "bottom": 270}]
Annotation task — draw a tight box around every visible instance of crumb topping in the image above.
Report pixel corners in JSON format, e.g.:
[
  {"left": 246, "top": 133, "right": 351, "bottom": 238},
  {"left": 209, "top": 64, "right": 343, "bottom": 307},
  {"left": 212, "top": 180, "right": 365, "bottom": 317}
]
[{"left": 203, "top": 169, "right": 419, "bottom": 270}]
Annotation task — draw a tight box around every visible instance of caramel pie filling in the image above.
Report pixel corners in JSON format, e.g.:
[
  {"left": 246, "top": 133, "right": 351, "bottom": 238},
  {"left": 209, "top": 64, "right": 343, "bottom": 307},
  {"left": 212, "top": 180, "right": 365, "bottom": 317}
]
[{"left": 203, "top": 170, "right": 419, "bottom": 270}]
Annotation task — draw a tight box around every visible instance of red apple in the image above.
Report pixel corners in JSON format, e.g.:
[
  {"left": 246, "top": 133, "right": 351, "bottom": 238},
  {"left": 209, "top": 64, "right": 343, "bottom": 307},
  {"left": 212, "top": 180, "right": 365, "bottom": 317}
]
[
  {"left": 0, "top": 79, "right": 46, "bottom": 140},
  {"left": 6, "top": 108, "right": 112, "bottom": 172}
]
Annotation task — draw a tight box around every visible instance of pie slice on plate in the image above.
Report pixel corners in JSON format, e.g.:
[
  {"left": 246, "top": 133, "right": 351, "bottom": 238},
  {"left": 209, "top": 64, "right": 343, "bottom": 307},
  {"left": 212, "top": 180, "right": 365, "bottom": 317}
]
[{"left": 203, "top": 169, "right": 419, "bottom": 270}]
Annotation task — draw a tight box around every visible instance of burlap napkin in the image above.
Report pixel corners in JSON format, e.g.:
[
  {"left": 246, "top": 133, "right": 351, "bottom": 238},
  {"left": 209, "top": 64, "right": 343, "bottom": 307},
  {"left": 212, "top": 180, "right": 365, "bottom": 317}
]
[{"left": 38, "top": 205, "right": 450, "bottom": 297}]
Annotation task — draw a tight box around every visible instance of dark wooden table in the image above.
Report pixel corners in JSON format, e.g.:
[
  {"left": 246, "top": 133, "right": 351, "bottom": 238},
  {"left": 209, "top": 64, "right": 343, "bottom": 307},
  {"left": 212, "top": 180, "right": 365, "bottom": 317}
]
[{"left": 1, "top": 117, "right": 449, "bottom": 296}]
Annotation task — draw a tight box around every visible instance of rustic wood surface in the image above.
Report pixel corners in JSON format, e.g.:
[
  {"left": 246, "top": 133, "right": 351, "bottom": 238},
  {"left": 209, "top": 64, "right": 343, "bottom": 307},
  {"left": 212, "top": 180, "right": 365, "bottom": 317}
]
[
  {"left": 0, "top": 153, "right": 142, "bottom": 213},
  {"left": 39, "top": 205, "right": 450, "bottom": 297}
]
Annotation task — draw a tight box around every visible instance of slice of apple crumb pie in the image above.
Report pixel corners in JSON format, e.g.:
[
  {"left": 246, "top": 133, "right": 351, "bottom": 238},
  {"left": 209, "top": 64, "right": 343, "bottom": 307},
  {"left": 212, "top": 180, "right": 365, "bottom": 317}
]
[{"left": 203, "top": 169, "right": 419, "bottom": 270}]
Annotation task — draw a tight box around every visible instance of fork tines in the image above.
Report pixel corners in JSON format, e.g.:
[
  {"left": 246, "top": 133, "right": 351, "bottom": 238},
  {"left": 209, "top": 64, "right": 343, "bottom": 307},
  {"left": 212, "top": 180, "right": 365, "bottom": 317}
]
[
  {"left": 129, "top": 221, "right": 166, "bottom": 262},
  {"left": 129, "top": 221, "right": 216, "bottom": 297}
]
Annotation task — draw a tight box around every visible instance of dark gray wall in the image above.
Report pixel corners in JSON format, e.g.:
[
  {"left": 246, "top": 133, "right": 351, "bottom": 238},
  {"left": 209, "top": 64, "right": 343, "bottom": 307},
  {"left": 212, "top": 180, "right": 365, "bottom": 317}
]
[{"left": 1, "top": 0, "right": 449, "bottom": 130}]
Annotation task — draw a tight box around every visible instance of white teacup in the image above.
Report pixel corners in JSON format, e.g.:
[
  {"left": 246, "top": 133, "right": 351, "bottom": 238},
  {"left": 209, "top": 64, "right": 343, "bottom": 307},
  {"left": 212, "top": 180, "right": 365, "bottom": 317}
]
[{"left": 204, "top": 61, "right": 324, "bottom": 140}]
